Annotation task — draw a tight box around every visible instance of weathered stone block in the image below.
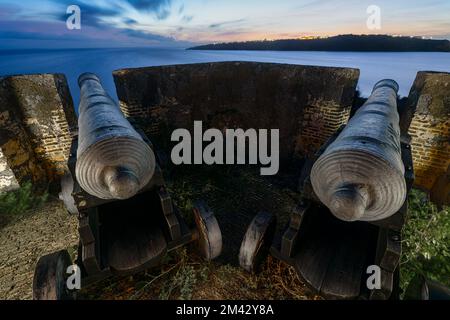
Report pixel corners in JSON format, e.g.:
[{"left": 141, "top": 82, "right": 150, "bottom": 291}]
[
  {"left": 404, "top": 71, "right": 450, "bottom": 204},
  {"left": 113, "top": 62, "right": 359, "bottom": 166},
  {"left": 0, "top": 148, "right": 18, "bottom": 193},
  {"left": 0, "top": 74, "right": 76, "bottom": 190}
]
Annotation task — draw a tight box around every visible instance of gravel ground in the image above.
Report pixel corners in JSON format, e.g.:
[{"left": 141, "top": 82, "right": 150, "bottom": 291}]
[{"left": 0, "top": 200, "right": 78, "bottom": 300}]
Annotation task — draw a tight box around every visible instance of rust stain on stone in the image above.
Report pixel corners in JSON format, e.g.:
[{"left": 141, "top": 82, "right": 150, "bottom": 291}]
[
  {"left": 407, "top": 72, "right": 450, "bottom": 202},
  {"left": 2, "top": 139, "right": 30, "bottom": 166}
]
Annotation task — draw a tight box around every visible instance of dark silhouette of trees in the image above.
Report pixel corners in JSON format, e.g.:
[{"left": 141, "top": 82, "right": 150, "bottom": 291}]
[{"left": 189, "top": 35, "right": 450, "bottom": 52}]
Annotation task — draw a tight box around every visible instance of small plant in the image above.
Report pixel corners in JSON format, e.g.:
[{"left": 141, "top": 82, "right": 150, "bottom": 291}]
[
  {"left": 401, "top": 189, "right": 450, "bottom": 295},
  {"left": 198, "top": 264, "right": 211, "bottom": 283},
  {"left": 158, "top": 248, "right": 203, "bottom": 300},
  {"left": 174, "top": 265, "right": 197, "bottom": 300},
  {"left": 0, "top": 181, "right": 48, "bottom": 215}
]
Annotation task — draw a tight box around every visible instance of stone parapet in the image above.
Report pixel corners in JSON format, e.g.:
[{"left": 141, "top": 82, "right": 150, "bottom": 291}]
[
  {"left": 405, "top": 72, "right": 450, "bottom": 205},
  {"left": 0, "top": 74, "right": 76, "bottom": 191},
  {"left": 113, "top": 62, "right": 360, "bottom": 165}
]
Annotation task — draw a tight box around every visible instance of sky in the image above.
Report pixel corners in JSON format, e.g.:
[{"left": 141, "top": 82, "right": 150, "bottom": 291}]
[{"left": 0, "top": 0, "right": 449, "bottom": 49}]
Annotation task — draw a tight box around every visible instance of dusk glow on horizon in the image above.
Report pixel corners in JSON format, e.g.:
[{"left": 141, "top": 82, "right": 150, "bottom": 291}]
[{"left": 0, "top": 0, "right": 449, "bottom": 49}]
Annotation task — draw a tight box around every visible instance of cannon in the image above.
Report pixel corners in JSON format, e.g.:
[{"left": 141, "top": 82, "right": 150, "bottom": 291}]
[
  {"left": 240, "top": 80, "right": 414, "bottom": 300},
  {"left": 272, "top": 79, "right": 413, "bottom": 299},
  {"left": 311, "top": 80, "right": 406, "bottom": 222},
  {"left": 75, "top": 73, "right": 156, "bottom": 200},
  {"left": 32, "top": 73, "right": 222, "bottom": 300}
]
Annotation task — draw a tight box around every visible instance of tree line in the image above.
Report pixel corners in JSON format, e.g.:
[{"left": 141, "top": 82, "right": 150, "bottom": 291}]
[{"left": 189, "top": 35, "right": 450, "bottom": 52}]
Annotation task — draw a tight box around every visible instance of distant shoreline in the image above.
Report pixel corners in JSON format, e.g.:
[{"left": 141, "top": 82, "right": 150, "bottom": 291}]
[
  {"left": 187, "top": 49, "right": 450, "bottom": 53},
  {"left": 188, "top": 35, "right": 450, "bottom": 53}
]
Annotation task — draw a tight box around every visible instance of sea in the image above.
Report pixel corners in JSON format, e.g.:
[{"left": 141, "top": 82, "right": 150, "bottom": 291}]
[{"left": 0, "top": 48, "right": 449, "bottom": 109}]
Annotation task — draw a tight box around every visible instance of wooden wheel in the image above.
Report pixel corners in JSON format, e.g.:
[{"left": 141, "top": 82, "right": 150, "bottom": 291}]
[
  {"left": 192, "top": 200, "right": 222, "bottom": 261},
  {"left": 404, "top": 275, "right": 450, "bottom": 300},
  {"left": 32, "top": 250, "right": 75, "bottom": 300},
  {"left": 239, "top": 212, "right": 276, "bottom": 273}
]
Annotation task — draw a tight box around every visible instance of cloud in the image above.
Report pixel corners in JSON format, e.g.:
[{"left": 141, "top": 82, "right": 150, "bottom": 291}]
[
  {"left": 294, "top": 0, "right": 334, "bottom": 10},
  {"left": 125, "top": 0, "right": 173, "bottom": 19},
  {"left": 126, "top": 0, "right": 171, "bottom": 11},
  {"left": 0, "top": 1, "right": 186, "bottom": 49},
  {"left": 156, "top": 8, "right": 171, "bottom": 20},
  {"left": 123, "top": 18, "right": 138, "bottom": 25},
  {"left": 182, "top": 15, "right": 194, "bottom": 23},
  {"left": 178, "top": 4, "right": 185, "bottom": 14},
  {"left": 45, "top": 1, "right": 122, "bottom": 28},
  {"left": 0, "top": 3, "right": 21, "bottom": 18},
  {"left": 0, "top": 30, "right": 68, "bottom": 41},
  {"left": 48, "top": 0, "right": 174, "bottom": 26},
  {"left": 120, "top": 28, "right": 172, "bottom": 41},
  {"left": 209, "top": 19, "right": 246, "bottom": 29}
]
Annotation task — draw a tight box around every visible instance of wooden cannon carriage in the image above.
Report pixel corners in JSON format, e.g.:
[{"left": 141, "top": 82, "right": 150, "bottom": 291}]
[
  {"left": 240, "top": 80, "right": 415, "bottom": 300},
  {"left": 32, "top": 73, "right": 222, "bottom": 300}
]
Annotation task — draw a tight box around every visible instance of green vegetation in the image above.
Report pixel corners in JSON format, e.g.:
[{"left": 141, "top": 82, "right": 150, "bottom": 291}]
[
  {"left": 0, "top": 182, "right": 48, "bottom": 215},
  {"left": 401, "top": 189, "right": 450, "bottom": 295},
  {"left": 158, "top": 249, "right": 210, "bottom": 300}
]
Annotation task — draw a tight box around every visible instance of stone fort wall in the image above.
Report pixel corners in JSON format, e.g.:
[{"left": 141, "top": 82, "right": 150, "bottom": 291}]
[
  {"left": 113, "top": 62, "right": 360, "bottom": 163},
  {"left": 0, "top": 74, "right": 76, "bottom": 192},
  {"left": 403, "top": 72, "right": 450, "bottom": 205}
]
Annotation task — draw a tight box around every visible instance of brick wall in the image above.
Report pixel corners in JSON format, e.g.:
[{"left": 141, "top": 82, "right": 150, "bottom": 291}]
[
  {"left": 405, "top": 72, "right": 450, "bottom": 204},
  {"left": 296, "top": 102, "right": 352, "bottom": 156},
  {"left": 114, "top": 62, "right": 359, "bottom": 164},
  {"left": 0, "top": 74, "right": 76, "bottom": 191}
]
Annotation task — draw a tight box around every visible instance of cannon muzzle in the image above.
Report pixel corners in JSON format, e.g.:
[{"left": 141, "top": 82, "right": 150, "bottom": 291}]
[
  {"left": 311, "top": 79, "right": 406, "bottom": 222},
  {"left": 76, "top": 73, "right": 155, "bottom": 200}
]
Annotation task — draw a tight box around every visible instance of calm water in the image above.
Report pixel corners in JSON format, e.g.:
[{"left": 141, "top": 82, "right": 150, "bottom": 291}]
[{"left": 0, "top": 48, "right": 449, "bottom": 108}]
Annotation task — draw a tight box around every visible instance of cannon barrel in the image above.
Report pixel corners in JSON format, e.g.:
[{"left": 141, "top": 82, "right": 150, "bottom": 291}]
[
  {"left": 76, "top": 73, "right": 155, "bottom": 200},
  {"left": 311, "top": 79, "right": 406, "bottom": 222}
]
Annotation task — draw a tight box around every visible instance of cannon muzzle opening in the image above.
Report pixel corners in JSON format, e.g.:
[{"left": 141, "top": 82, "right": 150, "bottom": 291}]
[
  {"left": 103, "top": 166, "right": 140, "bottom": 200},
  {"left": 76, "top": 72, "right": 156, "bottom": 200},
  {"left": 329, "top": 184, "right": 369, "bottom": 222},
  {"left": 311, "top": 79, "right": 406, "bottom": 222}
]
